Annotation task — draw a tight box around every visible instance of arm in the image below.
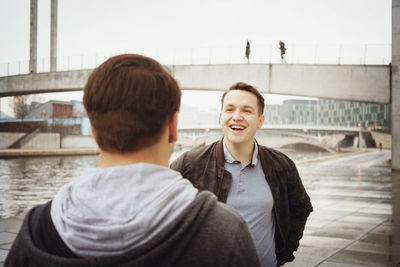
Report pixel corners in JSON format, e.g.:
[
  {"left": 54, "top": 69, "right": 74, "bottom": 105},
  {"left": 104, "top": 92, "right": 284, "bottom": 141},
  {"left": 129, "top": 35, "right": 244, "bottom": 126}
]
[
  {"left": 285, "top": 161, "right": 313, "bottom": 256},
  {"left": 170, "top": 152, "right": 186, "bottom": 174}
]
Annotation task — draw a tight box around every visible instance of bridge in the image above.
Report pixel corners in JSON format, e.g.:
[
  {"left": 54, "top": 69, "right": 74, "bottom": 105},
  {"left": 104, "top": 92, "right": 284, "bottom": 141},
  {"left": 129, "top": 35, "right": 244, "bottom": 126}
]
[
  {"left": 0, "top": 0, "right": 399, "bottom": 170},
  {"left": 177, "top": 126, "right": 367, "bottom": 154},
  {"left": 0, "top": 63, "right": 390, "bottom": 104}
]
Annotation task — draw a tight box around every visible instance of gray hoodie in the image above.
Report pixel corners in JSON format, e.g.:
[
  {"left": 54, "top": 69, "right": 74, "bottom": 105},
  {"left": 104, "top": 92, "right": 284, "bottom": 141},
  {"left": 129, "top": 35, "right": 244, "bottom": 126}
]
[{"left": 51, "top": 163, "right": 198, "bottom": 257}]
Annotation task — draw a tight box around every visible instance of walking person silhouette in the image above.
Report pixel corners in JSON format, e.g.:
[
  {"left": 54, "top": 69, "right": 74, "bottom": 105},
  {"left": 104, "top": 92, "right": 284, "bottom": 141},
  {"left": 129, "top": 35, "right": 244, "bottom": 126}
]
[
  {"left": 245, "top": 40, "right": 251, "bottom": 64},
  {"left": 279, "top": 40, "right": 287, "bottom": 64}
]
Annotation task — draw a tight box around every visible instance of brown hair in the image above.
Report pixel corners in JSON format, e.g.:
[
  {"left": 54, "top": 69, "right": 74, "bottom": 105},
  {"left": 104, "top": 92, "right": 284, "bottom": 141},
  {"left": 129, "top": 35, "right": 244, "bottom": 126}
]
[
  {"left": 221, "top": 82, "right": 265, "bottom": 115},
  {"left": 83, "top": 54, "right": 181, "bottom": 153}
]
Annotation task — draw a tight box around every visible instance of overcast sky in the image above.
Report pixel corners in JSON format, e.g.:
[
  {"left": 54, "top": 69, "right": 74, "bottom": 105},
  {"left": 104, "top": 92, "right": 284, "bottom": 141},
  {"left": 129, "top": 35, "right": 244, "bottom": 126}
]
[{"left": 0, "top": 0, "right": 392, "bottom": 115}]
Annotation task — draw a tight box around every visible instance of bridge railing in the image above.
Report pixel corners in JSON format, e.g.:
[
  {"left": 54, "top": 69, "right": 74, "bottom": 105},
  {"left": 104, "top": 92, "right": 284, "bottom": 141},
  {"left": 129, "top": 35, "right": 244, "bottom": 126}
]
[{"left": 0, "top": 43, "right": 391, "bottom": 77}]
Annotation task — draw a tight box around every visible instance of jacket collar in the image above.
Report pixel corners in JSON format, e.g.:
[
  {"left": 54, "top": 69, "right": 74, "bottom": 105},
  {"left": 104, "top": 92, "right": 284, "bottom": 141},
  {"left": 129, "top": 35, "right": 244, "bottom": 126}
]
[
  {"left": 217, "top": 138, "right": 271, "bottom": 177},
  {"left": 216, "top": 139, "right": 225, "bottom": 167},
  {"left": 222, "top": 139, "right": 258, "bottom": 166}
]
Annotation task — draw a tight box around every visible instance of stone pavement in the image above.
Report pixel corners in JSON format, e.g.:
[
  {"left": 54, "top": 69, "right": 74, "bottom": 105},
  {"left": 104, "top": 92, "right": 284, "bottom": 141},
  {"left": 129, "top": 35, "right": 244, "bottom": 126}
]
[
  {"left": 286, "top": 150, "right": 399, "bottom": 267},
  {"left": 0, "top": 216, "right": 23, "bottom": 266},
  {"left": 0, "top": 150, "right": 399, "bottom": 266}
]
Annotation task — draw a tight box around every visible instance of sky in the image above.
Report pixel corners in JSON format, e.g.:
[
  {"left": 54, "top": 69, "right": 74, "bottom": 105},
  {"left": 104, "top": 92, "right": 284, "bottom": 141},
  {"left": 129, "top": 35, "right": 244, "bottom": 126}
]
[{"left": 0, "top": 0, "right": 392, "bottom": 116}]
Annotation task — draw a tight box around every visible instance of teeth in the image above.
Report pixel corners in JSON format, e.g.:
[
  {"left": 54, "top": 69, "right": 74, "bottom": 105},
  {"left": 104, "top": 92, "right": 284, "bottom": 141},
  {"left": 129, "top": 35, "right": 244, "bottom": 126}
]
[{"left": 231, "top": 125, "right": 244, "bottom": 130}]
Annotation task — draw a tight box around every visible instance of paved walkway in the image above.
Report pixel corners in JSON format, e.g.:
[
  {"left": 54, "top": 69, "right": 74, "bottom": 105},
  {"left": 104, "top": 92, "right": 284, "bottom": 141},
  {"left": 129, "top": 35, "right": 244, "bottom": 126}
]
[
  {"left": 0, "top": 216, "right": 23, "bottom": 266},
  {"left": 0, "top": 150, "right": 399, "bottom": 266},
  {"left": 0, "top": 148, "right": 99, "bottom": 158},
  {"left": 286, "top": 150, "right": 399, "bottom": 266}
]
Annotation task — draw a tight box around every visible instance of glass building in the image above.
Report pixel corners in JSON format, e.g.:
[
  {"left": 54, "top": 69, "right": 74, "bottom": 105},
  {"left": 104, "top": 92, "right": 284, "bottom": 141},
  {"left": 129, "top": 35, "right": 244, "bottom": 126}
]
[{"left": 264, "top": 99, "right": 391, "bottom": 133}]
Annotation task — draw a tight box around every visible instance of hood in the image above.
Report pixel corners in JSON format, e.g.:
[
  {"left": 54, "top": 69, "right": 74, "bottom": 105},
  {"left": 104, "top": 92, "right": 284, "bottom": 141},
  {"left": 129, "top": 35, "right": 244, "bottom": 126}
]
[{"left": 50, "top": 163, "right": 198, "bottom": 257}]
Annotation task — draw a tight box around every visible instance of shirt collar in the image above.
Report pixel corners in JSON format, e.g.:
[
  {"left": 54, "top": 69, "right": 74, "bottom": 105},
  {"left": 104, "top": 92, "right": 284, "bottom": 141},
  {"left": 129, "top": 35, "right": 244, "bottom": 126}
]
[{"left": 222, "top": 139, "right": 259, "bottom": 167}]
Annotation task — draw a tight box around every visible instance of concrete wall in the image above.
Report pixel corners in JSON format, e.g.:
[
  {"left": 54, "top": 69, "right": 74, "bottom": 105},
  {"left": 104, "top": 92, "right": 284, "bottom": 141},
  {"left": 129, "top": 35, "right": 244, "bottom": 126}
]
[
  {"left": 371, "top": 131, "right": 392, "bottom": 149},
  {"left": 0, "top": 133, "right": 25, "bottom": 148},
  {"left": 359, "top": 132, "right": 367, "bottom": 148},
  {"left": 0, "top": 133, "right": 99, "bottom": 149},
  {"left": 61, "top": 135, "right": 97, "bottom": 148},
  {"left": 319, "top": 134, "right": 345, "bottom": 148},
  {"left": 172, "top": 64, "right": 269, "bottom": 93},
  {"left": 21, "top": 133, "right": 60, "bottom": 149},
  {"left": 0, "top": 70, "right": 92, "bottom": 97},
  {"left": 257, "top": 136, "right": 305, "bottom": 148},
  {"left": 269, "top": 64, "right": 390, "bottom": 103},
  {"left": 0, "top": 64, "right": 390, "bottom": 104}
]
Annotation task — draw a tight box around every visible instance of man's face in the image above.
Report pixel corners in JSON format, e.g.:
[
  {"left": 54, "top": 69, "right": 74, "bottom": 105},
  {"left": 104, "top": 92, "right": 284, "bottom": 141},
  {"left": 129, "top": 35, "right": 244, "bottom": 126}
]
[{"left": 220, "top": 90, "right": 264, "bottom": 147}]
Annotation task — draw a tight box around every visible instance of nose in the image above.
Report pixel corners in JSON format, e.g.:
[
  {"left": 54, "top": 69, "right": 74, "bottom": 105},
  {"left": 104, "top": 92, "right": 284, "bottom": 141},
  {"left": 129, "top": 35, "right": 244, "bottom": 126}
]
[{"left": 232, "top": 110, "right": 243, "bottom": 121}]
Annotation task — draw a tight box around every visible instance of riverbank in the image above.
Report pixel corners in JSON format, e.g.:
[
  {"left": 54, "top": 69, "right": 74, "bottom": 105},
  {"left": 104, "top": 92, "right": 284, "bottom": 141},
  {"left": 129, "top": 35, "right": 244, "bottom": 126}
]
[{"left": 0, "top": 148, "right": 99, "bottom": 158}]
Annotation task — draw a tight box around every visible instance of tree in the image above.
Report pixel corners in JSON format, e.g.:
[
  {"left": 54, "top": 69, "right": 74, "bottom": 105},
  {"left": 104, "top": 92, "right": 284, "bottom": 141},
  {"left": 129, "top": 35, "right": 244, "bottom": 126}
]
[{"left": 8, "top": 94, "right": 45, "bottom": 119}]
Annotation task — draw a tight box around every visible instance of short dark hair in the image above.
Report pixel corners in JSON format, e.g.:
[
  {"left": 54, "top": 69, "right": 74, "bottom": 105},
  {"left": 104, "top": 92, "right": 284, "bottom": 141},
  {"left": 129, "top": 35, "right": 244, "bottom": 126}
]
[
  {"left": 221, "top": 82, "right": 265, "bottom": 115},
  {"left": 83, "top": 54, "right": 181, "bottom": 153}
]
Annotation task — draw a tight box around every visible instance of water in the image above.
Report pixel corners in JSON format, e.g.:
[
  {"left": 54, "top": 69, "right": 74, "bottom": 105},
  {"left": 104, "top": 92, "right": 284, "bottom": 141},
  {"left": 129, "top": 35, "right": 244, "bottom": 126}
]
[
  {"left": 0, "top": 155, "right": 99, "bottom": 218},
  {"left": 0, "top": 149, "right": 359, "bottom": 219}
]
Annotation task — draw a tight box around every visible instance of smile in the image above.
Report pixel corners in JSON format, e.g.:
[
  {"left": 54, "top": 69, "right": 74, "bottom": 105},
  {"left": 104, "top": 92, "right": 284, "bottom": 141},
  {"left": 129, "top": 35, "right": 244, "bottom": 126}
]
[{"left": 230, "top": 125, "right": 246, "bottom": 131}]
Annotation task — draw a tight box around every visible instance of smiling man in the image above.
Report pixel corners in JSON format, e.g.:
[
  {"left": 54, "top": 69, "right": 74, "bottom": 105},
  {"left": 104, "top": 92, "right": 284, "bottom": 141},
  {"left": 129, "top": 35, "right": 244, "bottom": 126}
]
[{"left": 171, "top": 82, "right": 313, "bottom": 267}]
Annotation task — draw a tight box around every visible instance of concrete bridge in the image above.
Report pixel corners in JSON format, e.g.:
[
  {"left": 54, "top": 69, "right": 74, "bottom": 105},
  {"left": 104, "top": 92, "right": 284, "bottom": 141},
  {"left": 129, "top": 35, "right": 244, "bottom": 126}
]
[
  {"left": 0, "top": 0, "right": 399, "bottom": 170},
  {"left": 176, "top": 127, "right": 381, "bottom": 153},
  {"left": 0, "top": 63, "right": 390, "bottom": 104}
]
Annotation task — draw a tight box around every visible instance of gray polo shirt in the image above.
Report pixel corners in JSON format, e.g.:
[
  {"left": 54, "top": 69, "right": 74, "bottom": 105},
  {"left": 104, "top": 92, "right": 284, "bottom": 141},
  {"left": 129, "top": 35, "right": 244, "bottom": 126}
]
[{"left": 224, "top": 140, "right": 277, "bottom": 267}]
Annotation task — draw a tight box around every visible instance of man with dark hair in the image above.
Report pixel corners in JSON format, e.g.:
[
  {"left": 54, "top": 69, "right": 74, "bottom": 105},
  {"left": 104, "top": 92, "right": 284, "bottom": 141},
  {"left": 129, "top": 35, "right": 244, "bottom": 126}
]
[
  {"left": 171, "top": 82, "right": 313, "bottom": 266},
  {"left": 5, "top": 55, "right": 261, "bottom": 267}
]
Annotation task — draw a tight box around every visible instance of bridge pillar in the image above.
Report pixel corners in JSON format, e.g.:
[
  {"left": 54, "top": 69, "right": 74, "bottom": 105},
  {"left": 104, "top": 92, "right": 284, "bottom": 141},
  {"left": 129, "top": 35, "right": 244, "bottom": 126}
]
[
  {"left": 29, "top": 0, "right": 38, "bottom": 73},
  {"left": 393, "top": 0, "right": 400, "bottom": 170},
  {"left": 50, "top": 0, "right": 58, "bottom": 72}
]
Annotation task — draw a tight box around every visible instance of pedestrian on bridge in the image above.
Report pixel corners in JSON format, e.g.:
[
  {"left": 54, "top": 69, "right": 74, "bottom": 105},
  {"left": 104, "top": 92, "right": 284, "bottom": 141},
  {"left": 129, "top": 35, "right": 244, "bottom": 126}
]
[
  {"left": 5, "top": 55, "right": 260, "bottom": 267},
  {"left": 171, "top": 82, "right": 313, "bottom": 267},
  {"left": 245, "top": 40, "right": 251, "bottom": 64},
  {"left": 279, "top": 40, "right": 287, "bottom": 64}
]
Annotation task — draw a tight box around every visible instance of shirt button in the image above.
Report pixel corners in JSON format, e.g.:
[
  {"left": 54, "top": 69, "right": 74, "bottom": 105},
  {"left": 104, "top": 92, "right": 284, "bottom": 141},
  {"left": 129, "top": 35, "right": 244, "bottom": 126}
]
[{"left": 239, "top": 181, "right": 243, "bottom": 186}]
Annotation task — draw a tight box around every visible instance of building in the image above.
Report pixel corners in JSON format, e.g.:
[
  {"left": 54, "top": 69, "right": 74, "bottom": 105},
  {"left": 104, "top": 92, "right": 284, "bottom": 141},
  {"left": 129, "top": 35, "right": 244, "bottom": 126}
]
[
  {"left": 264, "top": 99, "right": 391, "bottom": 133},
  {"left": 265, "top": 100, "right": 317, "bottom": 125},
  {"left": 25, "top": 100, "right": 86, "bottom": 119},
  {"left": 317, "top": 99, "right": 391, "bottom": 132}
]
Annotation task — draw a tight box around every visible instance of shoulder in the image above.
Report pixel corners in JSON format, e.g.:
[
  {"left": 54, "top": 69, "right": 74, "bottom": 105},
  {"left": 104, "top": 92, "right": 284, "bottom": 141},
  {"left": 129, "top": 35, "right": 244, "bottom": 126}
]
[
  {"left": 258, "top": 144, "right": 296, "bottom": 169},
  {"left": 194, "top": 191, "right": 245, "bottom": 226},
  {"left": 196, "top": 192, "right": 248, "bottom": 234},
  {"left": 181, "top": 141, "right": 218, "bottom": 161},
  {"left": 212, "top": 202, "right": 247, "bottom": 226},
  {"left": 170, "top": 141, "right": 218, "bottom": 171}
]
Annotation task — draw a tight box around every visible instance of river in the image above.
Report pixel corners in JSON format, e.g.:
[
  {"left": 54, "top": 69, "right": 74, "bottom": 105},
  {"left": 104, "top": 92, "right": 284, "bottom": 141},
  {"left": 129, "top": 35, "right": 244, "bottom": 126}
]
[{"left": 0, "top": 148, "right": 362, "bottom": 219}]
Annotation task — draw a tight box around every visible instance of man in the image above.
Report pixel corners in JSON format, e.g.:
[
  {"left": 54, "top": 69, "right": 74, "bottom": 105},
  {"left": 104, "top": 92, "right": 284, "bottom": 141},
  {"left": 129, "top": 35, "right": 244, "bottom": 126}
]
[
  {"left": 5, "top": 55, "right": 261, "bottom": 267},
  {"left": 279, "top": 40, "right": 287, "bottom": 64},
  {"left": 245, "top": 40, "right": 251, "bottom": 64},
  {"left": 171, "top": 82, "right": 313, "bottom": 266}
]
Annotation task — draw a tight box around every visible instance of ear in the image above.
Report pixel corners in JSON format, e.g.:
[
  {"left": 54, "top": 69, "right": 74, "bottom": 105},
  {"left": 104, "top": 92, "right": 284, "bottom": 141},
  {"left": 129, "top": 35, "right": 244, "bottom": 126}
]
[
  {"left": 168, "top": 111, "right": 179, "bottom": 143},
  {"left": 90, "top": 125, "right": 96, "bottom": 139},
  {"left": 257, "top": 114, "right": 265, "bottom": 129}
]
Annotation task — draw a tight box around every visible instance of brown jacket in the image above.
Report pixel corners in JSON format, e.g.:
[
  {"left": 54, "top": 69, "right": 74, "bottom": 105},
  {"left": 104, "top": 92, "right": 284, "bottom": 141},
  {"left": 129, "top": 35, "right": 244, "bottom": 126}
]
[{"left": 170, "top": 140, "right": 313, "bottom": 266}]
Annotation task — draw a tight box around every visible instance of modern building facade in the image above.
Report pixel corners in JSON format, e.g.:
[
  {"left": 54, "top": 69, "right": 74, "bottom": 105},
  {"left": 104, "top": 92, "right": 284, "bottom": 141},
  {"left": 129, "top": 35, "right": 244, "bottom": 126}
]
[{"left": 264, "top": 99, "right": 391, "bottom": 133}]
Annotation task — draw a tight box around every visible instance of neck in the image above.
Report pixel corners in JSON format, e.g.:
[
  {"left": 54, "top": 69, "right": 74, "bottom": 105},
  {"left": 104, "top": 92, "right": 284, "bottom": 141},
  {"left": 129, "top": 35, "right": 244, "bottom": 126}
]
[
  {"left": 97, "top": 143, "right": 171, "bottom": 168},
  {"left": 225, "top": 139, "right": 255, "bottom": 167}
]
